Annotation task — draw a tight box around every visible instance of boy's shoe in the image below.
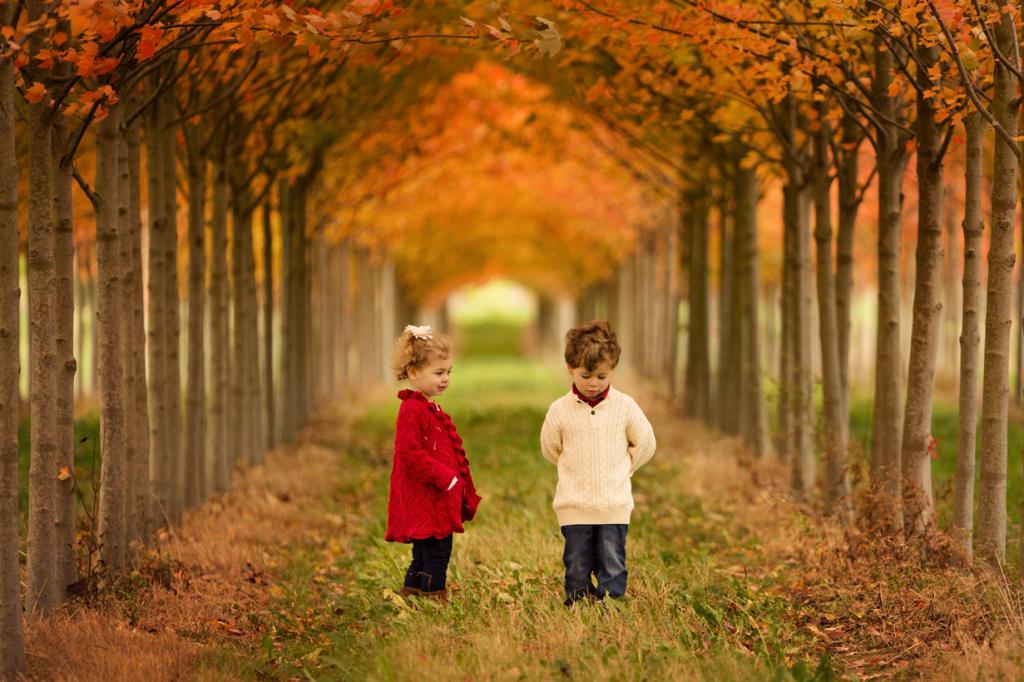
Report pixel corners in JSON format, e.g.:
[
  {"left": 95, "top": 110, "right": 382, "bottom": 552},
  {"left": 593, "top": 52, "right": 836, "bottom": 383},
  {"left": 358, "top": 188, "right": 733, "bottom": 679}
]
[
  {"left": 420, "top": 589, "right": 449, "bottom": 603},
  {"left": 399, "top": 587, "right": 421, "bottom": 597}
]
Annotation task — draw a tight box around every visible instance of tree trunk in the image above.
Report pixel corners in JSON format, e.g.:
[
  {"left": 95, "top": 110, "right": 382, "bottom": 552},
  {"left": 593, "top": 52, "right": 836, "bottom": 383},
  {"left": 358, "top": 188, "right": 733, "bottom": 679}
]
[
  {"left": 25, "top": 68, "right": 61, "bottom": 613},
  {"left": 736, "top": 165, "right": 767, "bottom": 456},
  {"left": 944, "top": 195, "right": 961, "bottom": 390},
  {"left": 870, "top": 36, "right": 908, "bottom": 531},
  {"left": 900, "top": 44, "right": 945, "bottom": 536},
  {"left": 95, "top": 109, "right": 127, "bottom": 573},
  {"left": 664, "top": 223, "right": 681, "bottom": 401},
  {"left": 87, "top": 262, "right": 97, "bottom": 398},
  {"left": 977, "top": 5, "right": 1020, "bottom": 563},
  {"left": 279, "top": 181, "right": 295, "bottom": 438},
  {"left": 184, "top": 145, "right": 206, "bottom": 509},
  {"left": 836, "top": 113, "right": 861, "bottom": 417},
  {"left": 0, "top": 28, "right": 25, "bottom": 672},
  {"left": 684, "top": 197, "right": 711, "bottom": 421},
  {"left": 114, "top": 112, "right": 138, "bottom": 546},
  {"left": 74, "top": 252, "right": 85, "bottom": 401},
  {"left": 337, "top": 238, "right": 351, "bottom": 391},
  {"left": 783, "top": 149, "right": 814, "bottom": 497},
  {"left": 208, "top": 169, "right": 230, "bottom": 494},
  {"left": 145, "top": 87, "right": 169, "bottom": 528},
  {"left": 263, "top": 202, "right": 275, "bottom": 450},
  {"left": 161, "top": 104, "right": 182, "bottom": 524},
  {"left": 125, "top": 113, "right": 150, "bottom": 539},
  {"left": 723, "top": 205, "right": 742, "bottom": 436},
  {"left": 52, "top": 115, "right": 77, "bottom": 591},
  {"left": 716, "top": 197, "right": 733, "bottom": 430},
  {"left": 229, "top": 199, "right": 247, "bottom": 468},
  {"left": 243, "top": 204, "right": 263, "bottom": 464},
  {"left": 952, "top": 111, "right": 985, "bottom": 559},
  {"left": 812, "top": 111, "right": 851, "bottom": 517}
]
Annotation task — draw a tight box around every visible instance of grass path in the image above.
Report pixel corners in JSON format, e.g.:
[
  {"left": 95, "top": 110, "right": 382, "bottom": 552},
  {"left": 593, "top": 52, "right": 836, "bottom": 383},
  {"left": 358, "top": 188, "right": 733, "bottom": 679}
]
[{"left": 22, "top": 357, "right": 1017, "bottom": 680}]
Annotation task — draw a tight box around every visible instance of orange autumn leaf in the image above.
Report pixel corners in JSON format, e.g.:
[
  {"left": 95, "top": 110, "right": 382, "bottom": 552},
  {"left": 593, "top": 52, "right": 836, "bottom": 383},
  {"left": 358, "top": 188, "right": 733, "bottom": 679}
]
[{"left": 24, "top": 82, "right": 47, "bottom": 104}]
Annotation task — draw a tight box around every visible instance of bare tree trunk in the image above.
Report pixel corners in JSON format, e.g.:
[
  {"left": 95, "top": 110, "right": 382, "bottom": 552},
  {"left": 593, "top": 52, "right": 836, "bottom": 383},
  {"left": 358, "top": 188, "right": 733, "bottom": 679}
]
[
  {"left": 145, "top": 86, "right": 169, "bottom": 529},
  {"left": 87, "top": 263, "right": 97, "bottom": 397},
  {"left": 242, "top": 205, "right": 263, "bottom": 464},
  {"left": 263, "top": 202, "right": 275, "bottom": 450},
  {"left": 114, "top": 113, "right": 139, "bottom": 547},
  {"left": 901, "top": 44, "right": 945, "bottom": 536},
  {"left": 95, "top": 108, "right": 127, "bottom": 573},
  {"left": 736, "top": 165, "right": 767, "bottom": 455},
  {"left": 684, "top": 197, "right": 711, "bottom": 421},
  {"left": 280, "top": 181, "right": 296, "bottom": 438},
  {"left": 978, "top": 5, "right": 1020, "bottom": 563},
  {"left": 184, "top": 144, "right": 206, "bottom": 509},
  {"left": 784, "top": 169, "right": 815, "bottom": 496},
  {"left": 944, "top": 198, "right": 961, "bottom": 389},
  {"left": 664, "top": 223, "right": 681, "bottom": 401},
  {"left": 318, "top": 245, "right": 332, "bottom": 403},
  {"left": 208, "top": 169, "right": 230, "bottom": 494},
  {"left": 125, "top": 114, "right": 150, "bottom": 539},
  {"left": 228, "top": 195, "right": 249, "bottom": 467},
  {"left": 0, "top": 27, "right": 25, "bottom": 672},
  {"left": 52, "top": 115, "right": 77, "bottom": 591},
  {"left": 338, "top": 238, "right": 351, "bottom": 391},
  {"left": 778, "top": 222, "right": 792, "bottom": 461},
  {"left": 75, "top": 252, "right": 85, "bottom": 401},
  {"left": 870, "top": 36, "right": 908, "bottom": 531},
  {"left": 161, "top": 105, "right": 182, "bottom": 525},
  {"left": 952, "top": 111, "right": 985, "bottom": 559},
  {"left": 231, "top": 196, "right": 262, "bottom": 465},
  {"left": 723, "top": 204, "right": 742, "bottom": 436},
  {"left": 812, "top": 110, "right": 851, "bottom": 517},
  {"left": 836, "top": 113, "right": 860, "bottom": 409},
  {"left": 25, "top": 65, "right": 61, "bottom": 613},
  {"left": 354, "top": 249, "right": 374, "bottom": 390}
]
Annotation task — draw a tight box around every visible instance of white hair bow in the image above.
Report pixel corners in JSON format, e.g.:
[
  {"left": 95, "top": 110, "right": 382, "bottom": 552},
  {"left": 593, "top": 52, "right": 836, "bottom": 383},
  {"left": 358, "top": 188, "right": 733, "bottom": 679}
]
[{"left": 405, "top": 324, "right": 433, "bottom": 340}]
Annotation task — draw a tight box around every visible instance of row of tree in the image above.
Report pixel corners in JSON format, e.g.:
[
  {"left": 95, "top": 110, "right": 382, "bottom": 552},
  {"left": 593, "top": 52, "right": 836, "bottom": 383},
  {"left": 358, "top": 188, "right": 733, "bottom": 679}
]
[
  {"left": 1, "top": 0, "right": 567, "bottom": 674},
  {"left": 548, "top": 0, "right": 1020, "bottom": 566}
]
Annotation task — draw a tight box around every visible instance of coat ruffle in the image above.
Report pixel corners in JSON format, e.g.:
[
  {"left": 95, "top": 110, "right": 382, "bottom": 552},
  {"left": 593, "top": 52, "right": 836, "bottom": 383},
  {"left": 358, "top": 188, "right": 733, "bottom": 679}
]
[{"left": 385, "top": 390, "right": 482, "bottom": 542}]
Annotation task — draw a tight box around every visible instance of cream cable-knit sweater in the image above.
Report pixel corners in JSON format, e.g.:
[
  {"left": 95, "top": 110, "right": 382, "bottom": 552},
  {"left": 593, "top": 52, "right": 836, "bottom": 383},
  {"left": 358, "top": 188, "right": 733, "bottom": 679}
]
[{"left": 540, "top": 387, "right": 656, "bottom": 526}]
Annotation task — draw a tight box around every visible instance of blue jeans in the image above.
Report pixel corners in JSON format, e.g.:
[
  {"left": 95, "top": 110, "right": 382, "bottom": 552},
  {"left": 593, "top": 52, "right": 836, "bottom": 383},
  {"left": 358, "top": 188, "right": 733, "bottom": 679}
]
[
  {"left": 560, "top": 524, "right": 628, "bottom": 604},
  {"left": 403, "top": 535, "right": 453, "bottom": 592}
]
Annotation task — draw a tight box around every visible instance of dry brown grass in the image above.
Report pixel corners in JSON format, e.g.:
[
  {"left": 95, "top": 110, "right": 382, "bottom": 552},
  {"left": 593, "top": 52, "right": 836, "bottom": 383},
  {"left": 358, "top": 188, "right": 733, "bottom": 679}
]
[
  {"left": 637, "top": 387, "right": 1020, "bottom": 680},
  {"left": 21, "top": 405, "right": 355, "bottom": 681}
]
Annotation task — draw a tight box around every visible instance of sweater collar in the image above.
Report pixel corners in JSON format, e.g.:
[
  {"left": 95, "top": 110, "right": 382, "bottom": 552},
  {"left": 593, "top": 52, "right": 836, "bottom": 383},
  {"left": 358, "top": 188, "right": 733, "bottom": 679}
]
[{"left": 571, "top": 383, "right": 611, "bottom": 408}]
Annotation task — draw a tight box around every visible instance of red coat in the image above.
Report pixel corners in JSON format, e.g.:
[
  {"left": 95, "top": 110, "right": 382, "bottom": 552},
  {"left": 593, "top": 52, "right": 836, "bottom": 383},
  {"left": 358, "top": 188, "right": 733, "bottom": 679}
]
[{"left": 385, "top": 390, "right": 482, "bottom": 543}]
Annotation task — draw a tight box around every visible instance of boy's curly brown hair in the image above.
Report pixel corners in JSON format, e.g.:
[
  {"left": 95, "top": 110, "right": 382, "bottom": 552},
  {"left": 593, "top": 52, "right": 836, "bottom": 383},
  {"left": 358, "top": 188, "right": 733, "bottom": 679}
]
[
  {"left": 564, "top": 320, "right": 621, "bottom": 371},
  {"left": 390, "top": 329, "right": 452, "bottom": 380}
]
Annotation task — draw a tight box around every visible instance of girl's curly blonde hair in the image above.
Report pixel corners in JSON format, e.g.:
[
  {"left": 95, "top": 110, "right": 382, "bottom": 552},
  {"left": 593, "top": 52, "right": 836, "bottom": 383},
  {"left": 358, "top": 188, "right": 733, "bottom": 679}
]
[{"left": 390, "top": 327, "right": 452, "bottom": 380}]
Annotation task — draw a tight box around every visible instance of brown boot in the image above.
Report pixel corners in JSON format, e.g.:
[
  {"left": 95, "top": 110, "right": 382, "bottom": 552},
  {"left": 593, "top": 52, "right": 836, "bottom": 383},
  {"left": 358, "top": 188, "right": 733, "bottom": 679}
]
[
  {"left": 420, "top": 589, "right": 448, "bottom": 603},
  {"left": 399, "top": 587, "right": 421, "bottom": 597}
]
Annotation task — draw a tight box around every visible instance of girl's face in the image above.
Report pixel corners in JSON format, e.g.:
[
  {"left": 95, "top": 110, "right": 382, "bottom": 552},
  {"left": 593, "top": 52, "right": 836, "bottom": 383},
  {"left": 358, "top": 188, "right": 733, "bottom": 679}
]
[{"left": 407, "top": 354, "right": 453, "bottom": 398}]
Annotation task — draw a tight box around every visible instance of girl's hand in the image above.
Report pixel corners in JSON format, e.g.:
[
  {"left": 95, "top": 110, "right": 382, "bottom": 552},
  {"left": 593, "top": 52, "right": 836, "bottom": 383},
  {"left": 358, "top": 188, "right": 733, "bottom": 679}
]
[{"left": 447, "top": 476, "right": 458, "bottom": 491}]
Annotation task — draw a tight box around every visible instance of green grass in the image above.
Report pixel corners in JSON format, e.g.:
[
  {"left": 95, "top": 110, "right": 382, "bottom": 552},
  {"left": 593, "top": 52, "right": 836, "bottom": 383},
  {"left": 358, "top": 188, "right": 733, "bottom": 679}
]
[
  {"left": 848, "top": 394, "right": 1024, "bottom": 533},
  {"left": 17, "top": 411, "right": 102, "bottom": 526},
  {"left": 456, "top": 319, "right": 527, "bottom": 358},
  {"left": 228, "top": 357, "right": 838, "bottom": 681}
]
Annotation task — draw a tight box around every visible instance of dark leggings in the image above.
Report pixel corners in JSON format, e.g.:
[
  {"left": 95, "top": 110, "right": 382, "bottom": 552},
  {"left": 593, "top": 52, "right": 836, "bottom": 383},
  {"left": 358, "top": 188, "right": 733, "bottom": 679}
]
[{"left": 403, "top": 535, "right": 453, "bottom": 592}]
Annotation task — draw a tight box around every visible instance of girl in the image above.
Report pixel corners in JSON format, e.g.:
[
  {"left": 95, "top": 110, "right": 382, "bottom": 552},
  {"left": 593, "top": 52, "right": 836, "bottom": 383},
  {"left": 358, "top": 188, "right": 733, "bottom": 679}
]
[{"left": 385, "top": 324, "right": 481, "bottom": 602}]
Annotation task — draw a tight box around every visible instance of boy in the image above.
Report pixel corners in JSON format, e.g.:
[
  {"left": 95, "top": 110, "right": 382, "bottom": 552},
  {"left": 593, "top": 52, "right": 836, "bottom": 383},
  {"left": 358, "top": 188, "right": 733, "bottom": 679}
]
[{"left": 540, "top": 320, "right": 656, "bottom": 605}]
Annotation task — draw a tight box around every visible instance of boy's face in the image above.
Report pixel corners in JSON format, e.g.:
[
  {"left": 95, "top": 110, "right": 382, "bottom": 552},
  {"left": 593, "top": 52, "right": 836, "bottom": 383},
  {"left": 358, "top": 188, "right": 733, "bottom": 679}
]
[
  {"left": 567, "top": 361, "right": 614, "bottom": 399},
  {"left": 408, "top": 355, "right": 453, "bottom": 397}
]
